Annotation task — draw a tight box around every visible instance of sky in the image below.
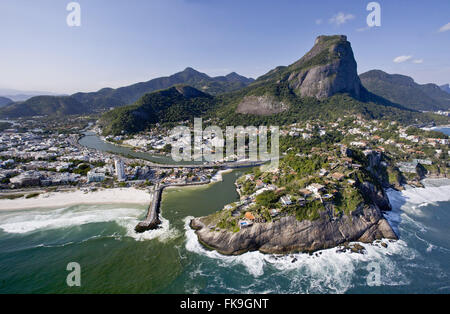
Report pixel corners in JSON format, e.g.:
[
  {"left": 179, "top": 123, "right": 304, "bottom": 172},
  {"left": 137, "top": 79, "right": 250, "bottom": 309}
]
[{"left": 0, "top": 0, "right": 449, "bottom": 94}]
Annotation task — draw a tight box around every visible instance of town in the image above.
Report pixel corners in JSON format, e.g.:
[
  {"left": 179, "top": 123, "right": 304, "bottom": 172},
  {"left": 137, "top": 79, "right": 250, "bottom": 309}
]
[{"left": 1, "top": 114, "right": 447, "bottom": 234}]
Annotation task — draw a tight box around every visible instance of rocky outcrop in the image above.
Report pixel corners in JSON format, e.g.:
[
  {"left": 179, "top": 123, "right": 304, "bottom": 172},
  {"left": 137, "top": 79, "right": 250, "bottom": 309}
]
[
  {"left": 236, "top": 95, "right": 288, "bottom": 115},
  {"left": 191, "top": 203, "right": 397, "bottom": 255},
  {"left": 287, "top": 35, "right": 361, "bottom": 100},
  {"left": 358, "top": 181, "right": 392, "bottom": 211},
  {"left": 234, "top": 35, "right": 363, "bottom": 116}
]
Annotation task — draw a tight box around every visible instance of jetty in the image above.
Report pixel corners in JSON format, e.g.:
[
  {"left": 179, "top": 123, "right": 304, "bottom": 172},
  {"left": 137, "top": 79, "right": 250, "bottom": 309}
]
[
  {"left": 134, "top": 180, "right": 211, "bottom": 233},
  {"left": 134, "top": 161, "right": 268, "bottom": 233}
]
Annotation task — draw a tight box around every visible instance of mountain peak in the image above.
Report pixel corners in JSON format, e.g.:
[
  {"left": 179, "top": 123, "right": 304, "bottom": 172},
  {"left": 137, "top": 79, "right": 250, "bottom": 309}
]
[
  {"left": 314, "top": 34, "right": 347, "bottom": 45},
  {"left": 236, "top": 34, "right": 362, "bottom": 115},
  {"left": 254, "top": 34, "right": 361, "bottom": 100},
  {"left": 173, "top": 85, "right": 210, "bottom": 98},
  {"left": 183, "top": 67, "right": 200, "bottom": 73},
  {"left": 286, "top": 34, "right": 361, "bottom": 99}
]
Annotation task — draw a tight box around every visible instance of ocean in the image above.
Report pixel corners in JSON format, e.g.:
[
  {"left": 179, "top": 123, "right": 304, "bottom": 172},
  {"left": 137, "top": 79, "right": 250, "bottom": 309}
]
[{"left": 0, "top": 128, "right": 448, "bottom": 294}]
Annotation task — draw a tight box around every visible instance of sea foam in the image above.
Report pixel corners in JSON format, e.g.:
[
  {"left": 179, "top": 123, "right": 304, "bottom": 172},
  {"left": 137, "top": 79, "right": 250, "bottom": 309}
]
[
  {"left": 0, "top": 204, "right": 179, "bottom": 242},
  {"left": 183, "top": 216, "right": 411, "bottom": 293}
]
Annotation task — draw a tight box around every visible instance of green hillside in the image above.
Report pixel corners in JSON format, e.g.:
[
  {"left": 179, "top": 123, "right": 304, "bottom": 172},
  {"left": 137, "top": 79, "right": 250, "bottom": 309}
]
[
  {"left": 360, "top": 70, "right": 450, "bottom": 111},
  {"left": 100, "top": 35, "right": 449, "bottom": 135},
  {"left": 99, "top": 85, "right": 216, "bottom": 135},
  {"left": 0, "top": 96, "right": 87, "bottom": 118}
]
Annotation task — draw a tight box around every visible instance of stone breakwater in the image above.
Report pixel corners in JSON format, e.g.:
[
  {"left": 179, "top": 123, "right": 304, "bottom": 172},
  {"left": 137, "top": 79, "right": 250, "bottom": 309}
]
[
  {"left": 135, "top": 180, "right": 212, "bottom": 233},
  {"left": 190, "top": 203, "right": 397, "bottom": 255}
]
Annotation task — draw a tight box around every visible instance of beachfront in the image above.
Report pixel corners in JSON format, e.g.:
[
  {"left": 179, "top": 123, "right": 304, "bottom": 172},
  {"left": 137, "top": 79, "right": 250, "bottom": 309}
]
[{"left": 0, "top": 188, "right": 151, "bottom": 211}]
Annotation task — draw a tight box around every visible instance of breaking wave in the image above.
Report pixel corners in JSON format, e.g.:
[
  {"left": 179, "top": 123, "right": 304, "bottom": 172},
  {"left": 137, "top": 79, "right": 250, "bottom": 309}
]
[
  {"left": 0, "top": 204, "right": 179, "bottom": 242},
  {"left": 183, "top": 216, "right": 412, "bottom": 293}
]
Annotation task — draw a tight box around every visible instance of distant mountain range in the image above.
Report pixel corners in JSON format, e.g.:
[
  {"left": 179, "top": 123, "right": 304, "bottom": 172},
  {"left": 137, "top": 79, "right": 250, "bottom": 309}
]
[
  {"left": 0, "top": 96, "right": 87, "bottom": 118},
  {"left": 440, "top": 84, "right": 450, "bottom": 94},
  {"left": 1, "top": 35, "right": 449, "bottom": 130},
  {"left": 100, "top": 35, "right": 448, "bottom": 135},
  {"left": 360, "top": 70, "right": 450, "bottom": 111},
  {"left": 0, "top": 88, "right": 63, "bottom": 102},
  {"left": 0, "top": 69, "right": 254, "bottom": 118}
]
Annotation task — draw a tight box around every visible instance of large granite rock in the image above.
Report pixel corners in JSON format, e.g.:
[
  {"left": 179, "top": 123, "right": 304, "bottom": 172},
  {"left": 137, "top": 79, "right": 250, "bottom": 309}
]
[
  {"left": 236, "top": 95, "right": 288, "bottom": 116},
  {"left": 235, "top": 35, "right": 362, "bottom": 115},
  {"left": 191, "top": 203, "right": 397, "bottom": 255},
  {"left": 287, "top": 35, "right": 361, "bottom": 99}
]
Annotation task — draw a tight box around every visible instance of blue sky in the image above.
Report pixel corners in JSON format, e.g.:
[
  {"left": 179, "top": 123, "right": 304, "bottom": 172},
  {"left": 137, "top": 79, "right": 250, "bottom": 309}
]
[{"left": 0, "top": 0, "right": 449, "bottom": 94}]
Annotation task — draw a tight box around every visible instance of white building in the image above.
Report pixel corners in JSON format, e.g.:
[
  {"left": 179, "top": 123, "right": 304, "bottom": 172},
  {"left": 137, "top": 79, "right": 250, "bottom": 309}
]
[
  {"left": 280, "top": 195, "right": 293, "bottom": 206},
  {"left": 306, "top": 183, "right": 325, "bottom": 195},
  {"left": 115, "top": 159, "right": 126, "bottom": 182},
  {"left": 87, "top": 171, "right": 105, "bottom": 183}
]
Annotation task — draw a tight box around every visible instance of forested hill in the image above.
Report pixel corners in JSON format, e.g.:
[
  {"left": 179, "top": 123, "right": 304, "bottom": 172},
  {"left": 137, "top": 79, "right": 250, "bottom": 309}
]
[
  {"left": 99, "top": 85, "right": 217, "bottom": 135},
  {"left": 0, "top": 68, "right": 253, "bottom": 118},
  {"left": 99, "top": 35, "right": 450, "bottom": 135},
  {"left": 360, "top": 70, "right": 450, "bottom": 111},
  {"left": 0, "top": 96, "right": 88, "bottom": 118}
]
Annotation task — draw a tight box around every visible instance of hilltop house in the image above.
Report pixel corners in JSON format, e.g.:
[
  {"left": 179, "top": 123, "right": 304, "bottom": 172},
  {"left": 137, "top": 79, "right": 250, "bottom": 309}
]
[
  {"left": 306, "top": 183, "right": 325, "bottom": 195},
  {"left": 280, "top": 195, "right": 293, "bottom": 206}
]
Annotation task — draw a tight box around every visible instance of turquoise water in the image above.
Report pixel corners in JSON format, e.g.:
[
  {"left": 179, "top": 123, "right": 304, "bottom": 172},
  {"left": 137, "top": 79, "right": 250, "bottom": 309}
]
[
  {"left": 1, "top": 170, "right": 449, "bottom": 293},
  {"left": 0, "top": 127, "right": 448, "bottom": 293}
]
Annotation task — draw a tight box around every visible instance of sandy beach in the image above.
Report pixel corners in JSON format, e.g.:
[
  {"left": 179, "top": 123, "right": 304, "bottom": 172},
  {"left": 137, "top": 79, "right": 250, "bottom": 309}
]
[{"left": 0, "top": 188, "right": 151, "bottom": 211}]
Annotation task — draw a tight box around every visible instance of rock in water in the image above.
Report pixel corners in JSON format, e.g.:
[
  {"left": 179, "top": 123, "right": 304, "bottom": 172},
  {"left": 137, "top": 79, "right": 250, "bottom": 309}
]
[{"left": 191, "top": 203, "right": 398, "bottom": 255}]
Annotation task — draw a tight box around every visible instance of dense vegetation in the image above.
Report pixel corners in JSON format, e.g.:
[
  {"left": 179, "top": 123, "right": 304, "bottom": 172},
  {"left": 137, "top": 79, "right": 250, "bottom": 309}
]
[
  {"left": 99, "top": 86, "right": 217, "bottom": 135},
  {"left": 0, "top": 68, "right": 253, "bottom": 119},
  {"left": 210, "top": 90, "right": 449, "bottom": 128}
]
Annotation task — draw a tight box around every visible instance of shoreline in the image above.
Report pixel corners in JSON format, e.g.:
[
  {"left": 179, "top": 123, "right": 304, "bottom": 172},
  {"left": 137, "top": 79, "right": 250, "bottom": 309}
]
[
  {"left": 190, "top": 177, "right": 450, "bottom": 256},
  {"left": 421, "top": 124, "right": 450, "bottom": 131},
  {"left": 164, "top": 169, "right": 234, "bottom": 191},
  {"left": 0, "top": 187, "right": 151, "bottom": 211}
]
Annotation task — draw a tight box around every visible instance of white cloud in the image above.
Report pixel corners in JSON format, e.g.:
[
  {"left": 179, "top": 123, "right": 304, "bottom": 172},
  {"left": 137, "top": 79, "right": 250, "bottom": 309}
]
[
  {"left": 315, "top": 19, "right": 323, "bottom": 25},
  {"left": 393, "top": 55, "right": 413, "bottom": 63},
  {"left": 412, "top": 59, "right": 424, "bottom": 64},
  {"left": 438, "top": 22, "right": 450, "bottom": 32},
  {"left": 356, "top": 26, "right": 370, "bottom": 32},
  {"left": 329, "top": 12, "right": 355, "bottom": 26}
]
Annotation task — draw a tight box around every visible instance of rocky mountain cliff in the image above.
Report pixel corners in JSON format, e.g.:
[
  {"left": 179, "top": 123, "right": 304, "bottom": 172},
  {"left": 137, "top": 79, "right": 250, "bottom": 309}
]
[
  {"left": 235, "top": 35, "right": 362, "bottom": 115},
  {"left": 191, "top": 149, "right": 398, "bottom": 255},
  {"left": 285, "top": 35, "right": 361, "bottom": 99}
]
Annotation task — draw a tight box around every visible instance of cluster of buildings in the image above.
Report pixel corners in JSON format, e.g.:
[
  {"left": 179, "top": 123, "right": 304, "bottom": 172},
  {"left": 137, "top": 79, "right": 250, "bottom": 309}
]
[
  {"left": 0, "top": 127, "right": 151, "bottom": 188},
  {"left": 0, "top": 121, "right": 224, "bottom": 190},
  {"left": 218, "top": 116, "right": 449, "bottom": 230}
]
